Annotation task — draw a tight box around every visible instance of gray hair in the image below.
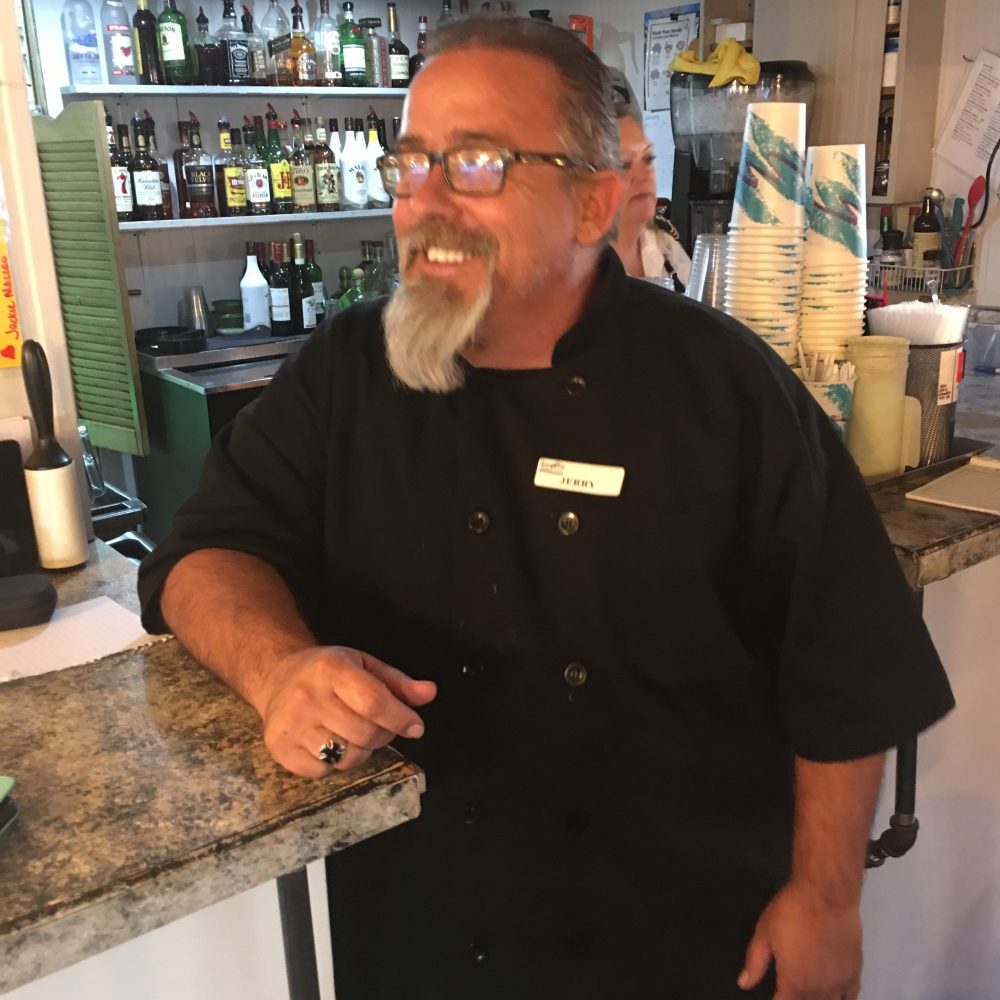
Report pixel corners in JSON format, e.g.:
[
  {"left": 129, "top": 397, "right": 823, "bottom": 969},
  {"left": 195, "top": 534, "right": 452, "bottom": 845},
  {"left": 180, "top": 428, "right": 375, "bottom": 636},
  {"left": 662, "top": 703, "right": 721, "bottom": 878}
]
[
  {"left": 607, "top": 67, "right": 643, "bottom": 125},
  {"left": 426, "top": 16, "right": 621, "bottom": 171}
]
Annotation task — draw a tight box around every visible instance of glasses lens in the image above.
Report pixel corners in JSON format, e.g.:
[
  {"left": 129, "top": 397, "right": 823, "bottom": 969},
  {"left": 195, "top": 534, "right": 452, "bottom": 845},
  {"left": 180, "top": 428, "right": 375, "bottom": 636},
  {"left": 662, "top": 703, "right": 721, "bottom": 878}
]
[
  {"left": 386, "top": 152, "right": 431, "bottom": 196},
  {"left": 446, "top": 148, "right": 505, "bottom": 195}
]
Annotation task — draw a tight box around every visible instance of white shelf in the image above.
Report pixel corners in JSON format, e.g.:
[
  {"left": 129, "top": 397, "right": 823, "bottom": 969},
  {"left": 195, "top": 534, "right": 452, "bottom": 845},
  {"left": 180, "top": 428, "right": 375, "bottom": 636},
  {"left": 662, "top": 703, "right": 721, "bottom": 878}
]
[
  {"left": 62, "top": 84, "right": 407, "bottom": 99},
  {"left": 119, "top": 208, "right": 392, "bottom": 231}
]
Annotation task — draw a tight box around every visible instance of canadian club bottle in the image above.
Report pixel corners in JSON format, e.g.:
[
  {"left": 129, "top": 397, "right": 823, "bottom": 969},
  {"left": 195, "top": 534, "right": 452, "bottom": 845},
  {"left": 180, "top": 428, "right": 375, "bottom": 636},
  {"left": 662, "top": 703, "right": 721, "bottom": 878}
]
[
  {"left": 142, "top": 112, "right": 174, "bottom": 218},
  {"left": 268, "top": 241, "right": 294, "bottom": 336},
  {"left": 182, "top": 123, "right": 218, "bottom": 217},
  {"left": 130, "top": 125, "right": 166, "bottom": 221},
  {"left": 110, "top": 123, "right": 135, "bottom": 221},
  {"left": 289, "top": 232, "right": 317, "bottom": 334},
  {"left": 386, "top": 2, "right": 409, "bottom": 87}
]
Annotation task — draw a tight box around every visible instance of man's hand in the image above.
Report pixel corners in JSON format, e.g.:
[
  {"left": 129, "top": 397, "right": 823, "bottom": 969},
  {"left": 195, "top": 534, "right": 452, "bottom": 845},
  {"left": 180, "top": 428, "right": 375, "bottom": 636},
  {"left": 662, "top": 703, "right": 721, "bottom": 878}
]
[
  {"left": 260, "top": 646, "right": 437, "bottom": 777},
  {"left": 738, "top": 881, "right": 862, "bottom": 1000}
]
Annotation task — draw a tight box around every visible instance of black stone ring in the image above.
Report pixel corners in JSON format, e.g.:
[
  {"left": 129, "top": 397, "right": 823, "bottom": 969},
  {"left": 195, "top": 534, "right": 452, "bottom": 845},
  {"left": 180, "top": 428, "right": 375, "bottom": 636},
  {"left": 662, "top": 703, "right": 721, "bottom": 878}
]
[{"left": 318, "top": 738, "right": 347, "bottom": 765}]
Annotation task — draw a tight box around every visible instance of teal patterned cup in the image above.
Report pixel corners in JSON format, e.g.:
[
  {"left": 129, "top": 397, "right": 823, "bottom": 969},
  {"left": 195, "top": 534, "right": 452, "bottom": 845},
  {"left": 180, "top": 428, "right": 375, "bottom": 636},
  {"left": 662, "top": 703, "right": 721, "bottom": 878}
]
[
  {"left": 803, "top": 377, "right": 857, "bottom": 439},
  {"left": 804, "top": 145, "right": 867, "bottom": 267}
]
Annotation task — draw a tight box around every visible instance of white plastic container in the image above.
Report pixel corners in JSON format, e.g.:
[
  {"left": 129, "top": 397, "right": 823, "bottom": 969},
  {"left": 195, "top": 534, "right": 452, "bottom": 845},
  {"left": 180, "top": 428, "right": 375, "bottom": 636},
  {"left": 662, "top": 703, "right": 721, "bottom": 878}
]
[{"left": 240, "top": 253, "right": 271, "bottom": 334}]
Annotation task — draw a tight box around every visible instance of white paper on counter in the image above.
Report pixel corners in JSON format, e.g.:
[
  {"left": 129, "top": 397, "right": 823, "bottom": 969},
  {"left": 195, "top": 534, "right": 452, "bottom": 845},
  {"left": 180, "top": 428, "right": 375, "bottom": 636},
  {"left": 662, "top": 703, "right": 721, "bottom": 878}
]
[{"left": 0, "top": 596, "right": 161, "bottom": 684}]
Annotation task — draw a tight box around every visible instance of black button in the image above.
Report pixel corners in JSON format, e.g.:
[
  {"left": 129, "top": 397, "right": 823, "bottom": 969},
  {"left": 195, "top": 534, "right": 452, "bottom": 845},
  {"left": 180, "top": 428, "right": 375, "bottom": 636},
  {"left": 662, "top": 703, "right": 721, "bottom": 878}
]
[
  {"left": 566, "top": 374, "right": 587, "bottom": 395},
  {"left": 468, "top": 510, "right": 491, "bottom": 534},
  {"left": 464, "top": 802, "right": 483, "bottom": 825},
  {"left": 564, "top": 662, "right": 588, "bottom": 687},
  {"left": 461, "top": 662, "right": 486, "bottom": 677},
  {"left": 557, "top": 511, "right": 580, "bottom": 536},
  {"left": 469, "top": 941, "right": 489, "bottom": 963},
  {"left": 565, "top": 807, "right": 591, "bottom": 833}
]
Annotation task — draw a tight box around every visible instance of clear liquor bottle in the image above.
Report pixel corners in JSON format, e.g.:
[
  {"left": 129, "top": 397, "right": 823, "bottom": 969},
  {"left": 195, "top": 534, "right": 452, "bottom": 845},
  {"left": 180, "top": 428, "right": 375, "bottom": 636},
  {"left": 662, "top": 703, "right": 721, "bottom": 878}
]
[
  {"left": 261, "top": 0, "right": 293, "bottom": 85},
  {"left": 245, "top": 114, "right": 272, "bottom": 215},
  {"left": 437, "top": 0, "right": 453, "bottom": 27},
  {"left": 313, "top": 0, "right": 341, "bottom": 86},
  {"left": 157, "top": 0, "right": 192, "bottom": 84},
  {"left": 221, "top": 128, "right": 247, "bottom": 216},
  {"left": 63, "top": 0, "right": 101, "bottom": 85},
  {"left": 289, "top": 2, "right": 316, "bottom": 84},
  {"left": 365, "top": 241, "right": 394, "bottom": 296},
  {"left": 339, "top": 2, "right": 366, "bottom": 87},
  {"left": 218, "top": 0, "right": 251, "bottom": 84},
  {"left": 109, "top": 122, "right": 135, "bottom": 222},
  {"left": 290, "top": 110, "right": 316, "bottom": 213},
  {"left": 386, "top": 3, "right": 408, "bottom": 88},
  {"left": 101, "top": 0, "right": 137, "bottom": 83},
  {"left": 182, "top": 124, "right": 218, "bottom": 217},
  {"left": 241, "top": 5, "right": 268, "bottom": 84},
  {"left": 266, "top": 107, "right": 293, "bottom": 214},
  {"left": 131, "top": 0, "right": 163, "bottom": 83},
  {"left": 313, "top": 121, "right": 340, "bottom": 212}
]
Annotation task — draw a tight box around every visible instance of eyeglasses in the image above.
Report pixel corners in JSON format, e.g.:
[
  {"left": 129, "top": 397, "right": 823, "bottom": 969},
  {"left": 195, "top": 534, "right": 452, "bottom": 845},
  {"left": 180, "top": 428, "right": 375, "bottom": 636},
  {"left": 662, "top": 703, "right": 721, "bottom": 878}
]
[{"left": 377, "top": 146, "right": 599, "bottom": 198}]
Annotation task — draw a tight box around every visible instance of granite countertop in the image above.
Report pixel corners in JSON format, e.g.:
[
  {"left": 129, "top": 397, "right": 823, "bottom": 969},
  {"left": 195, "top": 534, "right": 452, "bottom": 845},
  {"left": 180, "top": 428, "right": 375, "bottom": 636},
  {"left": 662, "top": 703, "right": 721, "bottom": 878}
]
[{"left": 0, "top": 542, "right": 424, "bottom": 995}]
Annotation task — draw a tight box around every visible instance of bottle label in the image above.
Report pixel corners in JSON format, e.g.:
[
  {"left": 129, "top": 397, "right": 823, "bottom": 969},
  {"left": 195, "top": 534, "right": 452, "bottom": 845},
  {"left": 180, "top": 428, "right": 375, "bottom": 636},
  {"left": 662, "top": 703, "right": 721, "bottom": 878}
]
[
  {"left": 270, "top": 286, "right": 291, "bottom": 321},
  {"left": 134, "top": 170, "right": 162, "bottom": 206},
  {"left": 226, "top": 38, "right": 250, "bottom": 79},
  {"left": 912, "top": 231, "right": 942, "bottom": 265},
  {"left": 291, "top": 165, "right": 316, "bottom": 206},
  {"left": 366, "top": 163, "right": 390, "bottom": 206},
  {"left": 315, "top": 162, "right": 340, "bottom": 205},
  {"left": 343, "top": 44, "right": 366, "bottom": 73},
  {"left": 112, "top": 167, "right": 133, "bottom": 212},
  {"left": 224, "top": 166, "right": 247, "bottom": 207},
  {"left": 106, "top": 27, "right": 136, "bottom": 77},
  {"left": 242, "top": 282, "right": 271, "bottom": 331},
  {"left": 269, "top": 161, "right": 292, "bottom": 200},
  {"left": 312, "top": 282, "right": 326, "bottom": 315},
  {"left": 342, "top": 159, "right": 368, "bottom": 208},
  {"left": 267, "top": 33, "right": 292, "bottom": 56},
  {"left": 132, "top": 27, "right": 144, "bottom": 75},
  {"left": 184, "top": 163, "right": 215, "bottom": 199},
  {"left": 296, "top": 51, "right": 317, "bottom": 82},
  {"left": 159, "top": 22, "right": 185, "bottom": 62},
  {"left": 220, "top": 131, "right": 232, "bottom": 151},
  {"left": 390, "top": 53, "right": 409, "bottom": 81},
  {"left": 245, "top": 166, "right": 271, "bottom": 204},
  {"left": 301, "top": 293, "right": 317, "bottom": 329}
]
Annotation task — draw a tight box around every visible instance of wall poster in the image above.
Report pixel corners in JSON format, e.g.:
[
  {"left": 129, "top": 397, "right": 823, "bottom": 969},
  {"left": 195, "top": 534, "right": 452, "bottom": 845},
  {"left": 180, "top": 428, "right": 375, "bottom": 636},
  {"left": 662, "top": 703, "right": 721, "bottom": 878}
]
[{"left": 643, "top": 3, "right": 699, "bottom": 113}]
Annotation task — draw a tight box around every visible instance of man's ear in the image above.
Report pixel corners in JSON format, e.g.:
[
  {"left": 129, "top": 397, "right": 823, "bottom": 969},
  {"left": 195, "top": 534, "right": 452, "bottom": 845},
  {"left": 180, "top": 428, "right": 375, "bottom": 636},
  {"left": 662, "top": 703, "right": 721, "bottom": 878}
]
[{"left": 575, "top": 170, "right": 624, "bottom": 247}]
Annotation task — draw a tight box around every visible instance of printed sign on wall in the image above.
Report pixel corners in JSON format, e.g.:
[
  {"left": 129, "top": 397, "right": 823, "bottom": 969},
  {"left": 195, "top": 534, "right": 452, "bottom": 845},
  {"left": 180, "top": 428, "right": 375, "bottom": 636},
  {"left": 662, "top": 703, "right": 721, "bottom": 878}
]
[{"left": 0, "top": 230, "right": 22, "bottom": 368}]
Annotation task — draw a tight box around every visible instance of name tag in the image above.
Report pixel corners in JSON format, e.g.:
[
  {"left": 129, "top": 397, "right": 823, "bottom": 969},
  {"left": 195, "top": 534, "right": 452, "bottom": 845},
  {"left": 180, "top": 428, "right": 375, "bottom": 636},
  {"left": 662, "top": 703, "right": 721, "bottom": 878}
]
[{"left": 534, "top": 457, "right": 625, "bottom": 497}]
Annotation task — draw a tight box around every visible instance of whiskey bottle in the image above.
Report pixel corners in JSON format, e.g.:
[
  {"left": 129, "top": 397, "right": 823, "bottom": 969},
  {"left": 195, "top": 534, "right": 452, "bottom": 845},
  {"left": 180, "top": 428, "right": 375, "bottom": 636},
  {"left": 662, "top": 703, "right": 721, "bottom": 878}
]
[
  {"left": 386, "top": 3, "right": 409, "bottom": 88},
  {"left": 220, "top": 128, "right": 247, "bottom": 216},
  {"left": 130, "top": 126, "right": 166, "bottom": 221},
  {"left": 214, "top": 116, "right": 231, "bottom": 208},
  {"left": 109, "top": 123, "right": 135, "bottom": 222},
  {"left": 245, "top": 114, "right": 272, "bottom": 215},
  {"left": 267, "top": 106, "right": 293, "bottom": 214},
  {"left": 182, "top": 124, "right": 218, "bottom": 217},
  {"left": 241, "top": 5, "right": 268, "bottom": 84},
  {"left": 193, "top": 5, "right": 225, "bottom": 84},
  {"left": 290, "top": 110, "right": 316, "bottom": 213},
  {"left": 261, "top": 0, "right": 294, "bottom": 85},
  {"left": 172, "top": 118, "right": 192, "bottom": 215},
  {"left": 409, "top": 14, "right": 428, "bottom": 79},
  {"left": 290, "top": 2, "right": 316, "bottom": 84},
  {"left": 142, "top": 111, "right": 174, "bottom": 219},
  {"left": 218, "top": 0, "right": 251, "bottom": 84},
  {"left": 157, "top": 0, "right": 192, "bottom": 84},
  {"left": 313, "top": 122, "right": 340, "bottom": 212},
  {"left": 132, "top": 0, "right": 163, "bottom": 83}
]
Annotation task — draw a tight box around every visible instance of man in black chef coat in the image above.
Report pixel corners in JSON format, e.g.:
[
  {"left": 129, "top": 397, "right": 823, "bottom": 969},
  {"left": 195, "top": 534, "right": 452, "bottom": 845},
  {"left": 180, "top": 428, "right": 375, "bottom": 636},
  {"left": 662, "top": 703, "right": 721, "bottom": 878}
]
[{"left": 139, "top": 16, "right": 954, "bottom": 1000}]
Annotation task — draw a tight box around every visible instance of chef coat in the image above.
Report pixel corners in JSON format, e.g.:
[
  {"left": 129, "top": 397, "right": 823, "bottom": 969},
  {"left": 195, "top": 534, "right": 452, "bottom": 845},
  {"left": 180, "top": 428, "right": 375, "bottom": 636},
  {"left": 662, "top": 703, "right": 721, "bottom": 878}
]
[{"left": 139, "top": 250, "right": 954, "bottom": 1000}]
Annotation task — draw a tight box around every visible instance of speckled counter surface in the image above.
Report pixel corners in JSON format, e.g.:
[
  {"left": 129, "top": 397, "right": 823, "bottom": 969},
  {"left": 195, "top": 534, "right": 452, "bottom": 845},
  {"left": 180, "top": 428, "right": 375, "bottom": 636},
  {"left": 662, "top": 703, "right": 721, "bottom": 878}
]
[{"left": 0, "top": 543, "right": 423, "bottom": 995}]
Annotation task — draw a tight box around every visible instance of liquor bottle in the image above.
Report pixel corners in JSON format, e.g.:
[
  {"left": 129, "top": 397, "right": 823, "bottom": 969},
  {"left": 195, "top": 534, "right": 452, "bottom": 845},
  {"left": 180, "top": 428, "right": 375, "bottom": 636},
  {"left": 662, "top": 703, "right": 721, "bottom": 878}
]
[
  {"left": 365, "top": 241, "right": 393, "bottom": 296},
  {"left": 241, "top": 5, "right": 267, "bottom": 84},
  {"left": 437, "top": 0, "right": 453, "bottom": 26},
  {"left": 157, "top": 0, "right": 192, "bottom": 83},
  {"left": 327, "top": 116, "right": 342, "bottom": 159},
  {"left": 220, "top": 128, "right": 247, "bottom": 216},
  {"left": 304, "top": 239, "right": 325, "bottom": 322},
  {"left": 218, "top": 0, "right": 251, "bottom": 84},
  {"left": 339, "top": 2, "right": 367, "bottom": 86},
  {"left": 409, "top": 15, "right": 428, "bottom": 79},
  {"left": 339, "top": 119, "right": 368, "bottom": 210},
  {"left": 241, "top": 249, "right": 271, "bottom": 335},
  {"left": 239, "top": 239, "right": 255, "bottom": 279},
  {"left": 365, "top": 119, "right": 390, "bottom": 208},
  {"left": 132, "top": 0, "right": 163, "bottom": 83},
  {"left": 339, "top": 267, "right": 366, "bottom": 310},
  {"left": 386, "top": 3, "right": 408, "bottom": 88},
  {"left": 338, "top": 264, "right": 352, "bottom": 295},
  {"left": 191, "top": 6, "right": 217, "bottom": 82},
  {"left": 902, "top": 205, "right": 920, "bottom": 266},
  {"left": 256, "top": 240, "right": 268, "bottom": 277},
  {"left": 261, "top": 0, "right": 294, "bottom": 85},
  {"left": 245, "top": 114, "right": 271, "bottom": 215},
  {"left": 313, "top": 122, "right": 340, "bottom": 212},
  {"left": 873, "top": 205, "right": 892, "bottom": 255},
  {"left": 289, "top": 233, "right": 318, "bottom": 334},
  {"left": 313, "top": 0, "right": 341, "bottom": 86},
  {"left": 136, "top": 111, "right": 173, "bottom": 218},
  {"left": 109, "top": 123, "right": 135, "bottom": 222},
  {"left": 266, "top": 106, "right": 293, "bottom": 214},
  {"left": 182, "top": 123, "right": 218, "bottom": 217},
  {"left": 390, "top": 115, "right": 401, "bottom": 150},
  {"left": 63, "top": 0, "right": 101, "bottom": 85},
  {"left": 268, "top": 242, "right": 294, "bottom": 336},
  {"left": 290, "top": 110, "right": 316, "bottom": 212},
  {"left": 872, "top": 111, "right": 892, "bottom": 197},
  {"left": 358, "top": 238, "right": 375, "bottom": 275},
  {"left": 101, "top": 0, "right": 137, "bottom": 83},
  {"left": 912, "top": 194, "right": 942, "bottom": 268},
  {"left": 286, "top": 2, "right": 316, "bottom": 85},
  {"left": 214, "top": 116, "right": 231, "bottom": 207},
  {"left": 360, "top": 17, "right": 389, "bottom": 87},
  {"left": 171, "top": 117, "right": 193, "bottom": 215},
  {"left": 130, "top": 125, "right": 166, "bottom": 220}
]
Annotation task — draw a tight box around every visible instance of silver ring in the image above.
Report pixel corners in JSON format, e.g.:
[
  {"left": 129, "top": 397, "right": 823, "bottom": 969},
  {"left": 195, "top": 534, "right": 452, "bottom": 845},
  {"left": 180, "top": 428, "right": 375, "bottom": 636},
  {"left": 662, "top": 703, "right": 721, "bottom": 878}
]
[{"left": 318, "top": 738, "right": 347, "bottom": 765}]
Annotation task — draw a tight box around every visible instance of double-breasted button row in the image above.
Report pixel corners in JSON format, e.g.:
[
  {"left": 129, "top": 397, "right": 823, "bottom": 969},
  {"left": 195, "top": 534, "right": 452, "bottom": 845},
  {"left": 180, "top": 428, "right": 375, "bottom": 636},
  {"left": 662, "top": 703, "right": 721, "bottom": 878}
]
[{"left": 468, "top": 509, "right": 582, "bottom": 536}]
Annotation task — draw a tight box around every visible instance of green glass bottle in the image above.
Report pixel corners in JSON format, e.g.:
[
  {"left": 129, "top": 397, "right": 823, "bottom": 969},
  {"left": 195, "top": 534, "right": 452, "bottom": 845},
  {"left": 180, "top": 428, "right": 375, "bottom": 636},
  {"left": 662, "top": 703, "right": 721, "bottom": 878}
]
[
  {"left": 268, "top": 241, "right": 294, "bottom": 337},
  {"left": 339, "top": 266, "right": 366, "bottom": 310},
  {"left": 339, "top": 2, "right": 366, "bottom": 86},
  {"left": 157, "top": 0, "right": 193, "bottom": 83},
  {"left": 304, "top": 238, "right": 325, "bottom": 322},
  {"left": 266, "top": 105, "right": 292, "bottom": 214}
]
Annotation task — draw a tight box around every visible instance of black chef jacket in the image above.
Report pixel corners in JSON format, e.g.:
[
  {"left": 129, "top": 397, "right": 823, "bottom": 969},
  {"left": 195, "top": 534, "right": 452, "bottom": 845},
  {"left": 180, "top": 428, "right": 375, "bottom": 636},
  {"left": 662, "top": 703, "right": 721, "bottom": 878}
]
[{"left": 139, "top": 250, "right": 954, "bottom": 1000}]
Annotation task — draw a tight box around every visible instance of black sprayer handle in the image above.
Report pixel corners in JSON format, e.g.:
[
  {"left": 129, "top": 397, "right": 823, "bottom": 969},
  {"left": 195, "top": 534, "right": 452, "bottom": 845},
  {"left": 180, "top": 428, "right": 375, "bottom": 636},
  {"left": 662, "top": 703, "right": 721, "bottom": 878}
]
[{"left": 21, "top": 340, "right": 71, "bottom": 470}]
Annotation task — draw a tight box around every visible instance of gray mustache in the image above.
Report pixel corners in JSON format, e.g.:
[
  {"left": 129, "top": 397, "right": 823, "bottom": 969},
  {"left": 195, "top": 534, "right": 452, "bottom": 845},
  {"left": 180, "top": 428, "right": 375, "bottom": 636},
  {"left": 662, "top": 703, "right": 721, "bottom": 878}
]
[{"left": 400, "top": 221, "right": 500, "bottom": 262}]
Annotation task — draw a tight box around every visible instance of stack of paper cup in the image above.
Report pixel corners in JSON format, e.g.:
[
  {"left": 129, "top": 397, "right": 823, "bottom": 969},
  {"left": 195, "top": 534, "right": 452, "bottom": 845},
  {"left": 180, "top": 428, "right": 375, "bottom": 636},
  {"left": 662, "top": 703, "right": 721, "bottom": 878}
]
[
  {"left": 724, "top": 102, "right": 808, "bottom": 365},
  {"left": 800, "top": 144, "right": 868, "bottom": 360}
]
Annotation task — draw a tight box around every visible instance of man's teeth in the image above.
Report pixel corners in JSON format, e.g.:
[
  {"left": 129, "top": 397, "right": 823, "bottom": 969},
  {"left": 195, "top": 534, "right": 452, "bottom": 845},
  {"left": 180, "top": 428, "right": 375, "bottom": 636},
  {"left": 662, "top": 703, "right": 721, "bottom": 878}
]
[{"left": 426, "top": 246, "right": 470, "bottom": 264}]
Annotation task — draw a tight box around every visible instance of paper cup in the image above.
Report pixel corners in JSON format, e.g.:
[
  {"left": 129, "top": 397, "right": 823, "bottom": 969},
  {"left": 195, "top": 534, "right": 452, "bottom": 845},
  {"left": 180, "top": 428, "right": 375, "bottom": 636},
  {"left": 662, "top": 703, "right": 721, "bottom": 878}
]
[
  {"left": 804, "top": 144, "right": 867, "bottom": 267},
  {"left": 802, "top": 377, "right": 856, "bottom": 439}
]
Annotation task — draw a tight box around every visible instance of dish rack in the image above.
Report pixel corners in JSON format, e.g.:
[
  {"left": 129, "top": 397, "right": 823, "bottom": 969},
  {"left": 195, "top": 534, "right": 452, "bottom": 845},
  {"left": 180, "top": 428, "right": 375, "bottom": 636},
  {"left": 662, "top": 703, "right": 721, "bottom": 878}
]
[{"left": 867, "top": 261, "right": 974, "bottom": 298}]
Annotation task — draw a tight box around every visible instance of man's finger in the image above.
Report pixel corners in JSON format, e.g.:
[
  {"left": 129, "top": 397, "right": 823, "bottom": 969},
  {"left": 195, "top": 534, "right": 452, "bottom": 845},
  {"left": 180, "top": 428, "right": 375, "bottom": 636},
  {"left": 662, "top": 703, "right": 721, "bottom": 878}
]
[
  {"left": 359, "top": 653, "right": 438, "bottom": 709},
  {"left": 737, "top": 933, "right": 772, "bottom": 992},
  {"left": 330, "top": 656, "right": 431, "bottom": 738}
]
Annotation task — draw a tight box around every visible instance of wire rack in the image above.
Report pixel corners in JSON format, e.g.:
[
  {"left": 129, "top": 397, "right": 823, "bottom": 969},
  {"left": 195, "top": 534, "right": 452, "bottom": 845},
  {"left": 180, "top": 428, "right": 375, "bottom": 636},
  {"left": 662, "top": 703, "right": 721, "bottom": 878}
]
[{"left": 867, "top": 262, "right": 974, "bottom": 297}]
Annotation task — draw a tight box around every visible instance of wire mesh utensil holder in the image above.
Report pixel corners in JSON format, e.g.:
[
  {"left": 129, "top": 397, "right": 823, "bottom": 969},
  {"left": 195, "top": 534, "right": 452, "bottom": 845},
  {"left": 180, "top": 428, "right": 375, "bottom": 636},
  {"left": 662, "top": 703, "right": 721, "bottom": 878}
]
[{"left": 868, "top": 262, "right": 974, "bottom": 297}]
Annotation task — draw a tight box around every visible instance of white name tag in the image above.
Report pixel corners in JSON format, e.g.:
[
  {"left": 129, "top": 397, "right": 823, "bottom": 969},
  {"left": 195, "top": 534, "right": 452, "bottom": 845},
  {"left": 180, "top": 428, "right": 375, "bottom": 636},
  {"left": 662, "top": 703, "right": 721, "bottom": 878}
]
[{"left": 533, "top": 457, "right": 625, "bottom": 497}]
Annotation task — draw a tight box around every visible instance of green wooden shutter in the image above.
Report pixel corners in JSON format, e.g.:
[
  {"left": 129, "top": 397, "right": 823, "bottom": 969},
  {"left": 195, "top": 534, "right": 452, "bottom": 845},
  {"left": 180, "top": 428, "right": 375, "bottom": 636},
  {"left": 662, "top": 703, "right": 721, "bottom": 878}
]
[{"left": 33, "top": 101, "right": 149, "bottom": 456}]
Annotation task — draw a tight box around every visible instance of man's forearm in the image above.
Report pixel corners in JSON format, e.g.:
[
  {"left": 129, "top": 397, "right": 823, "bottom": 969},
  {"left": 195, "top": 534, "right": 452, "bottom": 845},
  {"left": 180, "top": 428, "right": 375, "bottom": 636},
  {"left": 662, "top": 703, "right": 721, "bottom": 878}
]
[
  {"left": 790, "top": 753, "right": 886, "bottom": 904},
  {"left": 160, "top": 548, "right": 317, "bottom": 717}
]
